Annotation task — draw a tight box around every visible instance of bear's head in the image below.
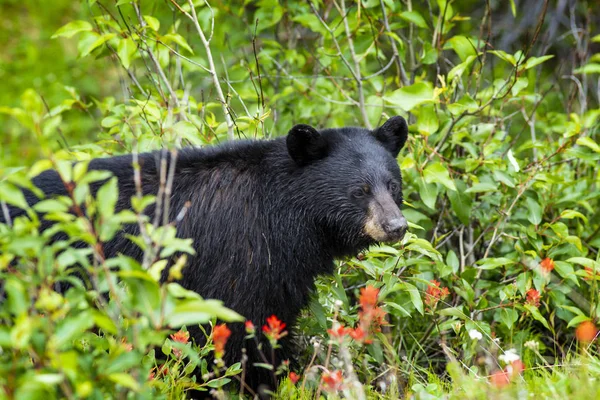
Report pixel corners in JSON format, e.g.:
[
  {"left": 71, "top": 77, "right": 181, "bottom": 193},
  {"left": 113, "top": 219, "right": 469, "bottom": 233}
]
[{"left": 286, "top": 116, "right": 409, "bottom": 253}]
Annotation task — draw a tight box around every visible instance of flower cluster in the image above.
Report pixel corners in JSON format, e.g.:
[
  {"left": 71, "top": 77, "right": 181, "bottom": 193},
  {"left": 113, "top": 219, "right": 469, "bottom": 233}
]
[
  {"left": 262, "top": 314, "right": 288, "bottom": 342},
  {"left": 212, "top": 324, "right": 231, "bottom": 359},
  {"left": 525, "top": 288, "right": 541, "bottom": 307},
  {"left": 424, "top": 280, "right": 450, "bottom": 309},
  {"left": 321, "top": 370, "right": 343, "bottom": 392},
  {"left": 539, "top": 257, "right": 555, "bottom": 275},
  {"left": 170, "top": 330, "right": 190, "bottom": 358}
]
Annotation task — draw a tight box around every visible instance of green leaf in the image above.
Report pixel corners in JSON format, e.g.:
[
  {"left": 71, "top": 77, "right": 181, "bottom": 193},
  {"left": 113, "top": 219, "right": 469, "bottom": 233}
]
[
  {"left": 464, "top": 182, "right": 498, "bottom": 193},
  {"left": 418, "top": 177, "right": 439, "bottom": 210},
  {"left": 143, "top": 15, "right": 160, "bottom": 31},
  {"left": 523, "top": 55, "right": 554, "bottom": 70},
  {"left": 488, "top": 50, "right": 517, "bottom": 66},
  {"left": 53, "top": 311, "right": 94, "bottom": 349},
  {"left": 403, "top": 282, "right": 423, "bottom": 315},
  {"left": 117, "top": 38, "right": 137, "bottom": 69},
  {"left": 78, "top": 32, "right": 116, "bottom": 58},
  {"left": 476, "top": 257, "right": 516, "bottom": 270},
  {"left": 423, "top": 162, "right": 456, "bottom": 191},
  {"left": 108, "top": 373, "right": 140, "bottom": 391},
  {"left": 567, "top": 257, "right": 600, "bottom": 269},
  {"left": 416, "top": 105, "right": 439, "bottom": 136},
  {"left": 525, "top": 197, "right": 543, "bottom": 225},
  {"left": 399, "top": 11, "right": 428, "bottom": 29},
  {"left": 438, "top": 307, "right": 468, "bottom": 319},
  {"left": 51, "top": 20, "right": 93, "bottom": 39},
  {"left": 97, "top": 177, "right": 118, "bottom": 218},
  {"left": 448, "top": 180, "right": 471, "bottom": 225},
  {"left": 167, "top": 299, "right": 244, "bottom": 328},
  {"left": 576, "top": 136, "right": 600, "bottom": 153},
  {"left": 524, "top": 304, "right": 550, "bottom": 330},
  {"left": 560, "top": 209, "right": 588, "bottom": 223},
  {"left": 498, "top": 308, "right": 519, "bottom": 330},
  {"left": 163, "top": 34, "right": 194, "bottom": 54},
  {"left": 0, "top": 182, "right": 29, "bottom": 210},
  {"left": 511, "top": 77, "right": 529, "bottom": 96},
  {"left": 384, "top": 82, "right": 434, "bottom": 112},
  {"left": 567, "top": 315, "right": 591, "bottom": 329},
  {"left": 574, "top": 63, "right": 600, "bottom": 74},
  {"left": 447, "top": 35, "right": 477, "bottom": 62},
  {"left": 447, "top": 55, "right": 477, "bottom": 82}
]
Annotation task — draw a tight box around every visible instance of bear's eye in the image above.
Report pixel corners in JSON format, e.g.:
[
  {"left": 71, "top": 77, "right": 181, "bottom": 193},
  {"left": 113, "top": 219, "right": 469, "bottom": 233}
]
[
  {"left": 388, "top": 180, "right": 400, "bottom": 194},
  {"left": 352, "top": 185, "right": 371, "bottom": 198}
]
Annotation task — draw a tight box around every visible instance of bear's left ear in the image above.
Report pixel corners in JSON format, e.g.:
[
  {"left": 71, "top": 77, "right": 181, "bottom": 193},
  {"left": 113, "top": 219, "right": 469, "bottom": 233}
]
[
  {"left": 287, "top": 124, "right": 329, "bottom": 166},
  {"left": 373, "top": 116, "right": 408, "bottom": 157}
]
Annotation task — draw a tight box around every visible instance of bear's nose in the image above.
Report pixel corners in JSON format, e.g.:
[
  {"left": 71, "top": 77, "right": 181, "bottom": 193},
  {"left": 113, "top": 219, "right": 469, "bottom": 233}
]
[{"left": 384, "top": 217, "right": 408, "bottom": 239}]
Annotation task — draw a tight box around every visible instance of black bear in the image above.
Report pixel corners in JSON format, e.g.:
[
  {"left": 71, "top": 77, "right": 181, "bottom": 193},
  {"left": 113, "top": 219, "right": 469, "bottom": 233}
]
[{"left": 1, "top": 116, "right": 409, "bottom": 394}]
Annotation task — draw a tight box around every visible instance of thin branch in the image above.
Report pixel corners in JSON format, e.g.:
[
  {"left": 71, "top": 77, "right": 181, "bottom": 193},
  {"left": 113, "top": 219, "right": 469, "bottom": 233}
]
[{"left": 169, "top": 0, "right": 235, "bottom": 140}]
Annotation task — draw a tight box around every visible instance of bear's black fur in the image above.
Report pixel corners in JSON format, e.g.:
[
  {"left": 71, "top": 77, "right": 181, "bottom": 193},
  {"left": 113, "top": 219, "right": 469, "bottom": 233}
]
[{"left": 1, "top": 116, "right": 409, "bottom": 394}]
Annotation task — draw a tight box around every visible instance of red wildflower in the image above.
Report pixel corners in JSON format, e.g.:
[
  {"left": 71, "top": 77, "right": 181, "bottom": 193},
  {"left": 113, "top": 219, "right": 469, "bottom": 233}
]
[
  {"left": 525, "top": 288, "right": 541, "bottom": 307},
  {"left": 289, "top": 372, "right": 300, "bottom": 384},
  {"left": 351, "top": 285, "right": 387, "bottom": 345},
  {"left": 212, "top": 324, "right": 231, "bottom": 357},
  {"left": 424, "top": 280, "right": 450, "bottom": 308},
  {"left": 327, "top": 324, "right": 351, "bottom": 341},
  {"left": 575, "top": 320, "right": 598, "bottom": 343},
  {"left": 170, "top": 330, "right": 190, "bottom": 344},
  {"left": 262, "top": 315, "right": 287, "bottom": 341},
  {"left": 245, "top": 320, "right": 255, "bottom": 333},
  {"left": 489, "top": 370, "right": 510, "bottom": 388},
  {"left": 359, "top": 285, "right": 379, "bottom": 311},
  {"left": 540, "top": 258, "right": 555, "bottom": 275},
  {"left": 349, "top": 326, "right": 366, "bottom": 341},
  {"left": 170, "top": 330, "right": 190, "bottom": 357},
  {"left": 321, "top": 370, "right": 343, "bottom": 392}
]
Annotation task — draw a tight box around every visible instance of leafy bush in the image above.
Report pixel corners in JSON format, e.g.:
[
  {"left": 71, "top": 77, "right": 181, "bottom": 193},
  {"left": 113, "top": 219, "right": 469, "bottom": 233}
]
[{"left": 1, "top": 0, "right": 599, "bottom": 398}]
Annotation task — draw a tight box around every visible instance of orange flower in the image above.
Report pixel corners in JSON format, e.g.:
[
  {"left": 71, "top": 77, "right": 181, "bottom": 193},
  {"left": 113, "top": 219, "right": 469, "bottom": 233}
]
[
  {"left": 170, "top": 330, "right": 189, "bottom": 344},
  {"left": 327, "top": 324, "right": 351, "bottom": 341},
  {"left": 245, "top": 320, "right": 255, "bottom": 333},
  {"left": 213, "top": 324, "right": 231, "bottom": 357},
  {"left": 540, "top": 258, "right": 555, "bottom": 275},
  {"left": 289, "top": 372, "right": 300, "bottom": 384},
  {"left": 321, "top": 370, "right": 343, "bottom": 392},
  {"left": 489, "top": 370, "right": 510, "bottom": 388},
  {"left": 170, "top": 330, "right": 190, "bottom": 357},
  {"left": 525, "top": 289, "right": 541, "bottom": 307},
  {"left": 575, "top": 320, "right": 598, "bottom": 343},
  {"left": 349, "top": 326, "right": 368, "bottom": 343},
  {"left": 262, "top": 315, "right": 287, "bottom": 341},
  {"left": 359, "top": 285, "right": 379, "bottom": 311},
  {"left": 424, "top": 280, "right": 450, "bottom": 308},
  {"left": 352, "top": 285, "right": 387, "bottom": 345}
]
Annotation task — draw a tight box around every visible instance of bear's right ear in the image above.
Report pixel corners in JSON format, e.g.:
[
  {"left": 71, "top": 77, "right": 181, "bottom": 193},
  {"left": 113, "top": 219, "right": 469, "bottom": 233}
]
[
  {"left": 286, "top": 124, "right": 329, "bottom": 166},
  {"left": 373, "top": 116, "right": 408, "bottom": 158}
]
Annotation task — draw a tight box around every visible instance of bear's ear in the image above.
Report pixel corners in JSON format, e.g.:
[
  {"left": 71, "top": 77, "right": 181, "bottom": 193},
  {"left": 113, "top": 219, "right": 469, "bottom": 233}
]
[
  {"left": 373, "top": 116, "right": 408, "bottom": 157},
  {"left": 286, "top": 124, "right": 329, "bottom": 166}
]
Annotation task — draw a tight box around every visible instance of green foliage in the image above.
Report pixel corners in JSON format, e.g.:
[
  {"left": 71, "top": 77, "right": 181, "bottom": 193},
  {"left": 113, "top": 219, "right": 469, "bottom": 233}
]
[{"left": 1, "top": 0, "right": 599, "bottom": 398}]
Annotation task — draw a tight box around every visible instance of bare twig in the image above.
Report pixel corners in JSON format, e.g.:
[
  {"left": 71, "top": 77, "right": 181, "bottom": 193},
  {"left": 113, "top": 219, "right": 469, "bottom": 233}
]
[{"left": 169, "top": 0, "right": 235, "bottom": 140}]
